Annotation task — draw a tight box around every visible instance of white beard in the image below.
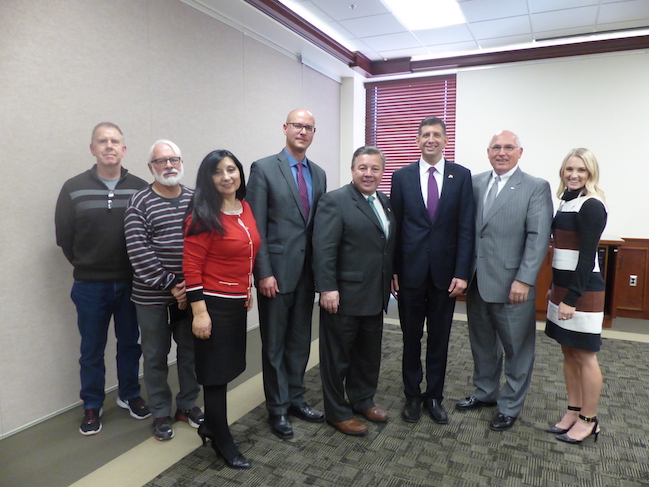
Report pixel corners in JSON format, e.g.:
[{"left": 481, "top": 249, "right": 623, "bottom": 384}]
[{"left": 154, "top": 165, "right": 184, "bottom": 187}]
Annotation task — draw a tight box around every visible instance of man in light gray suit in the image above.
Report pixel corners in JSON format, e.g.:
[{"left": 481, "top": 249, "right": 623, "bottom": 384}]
[
  {"left": 247, "top": 109, "right": 327, "bottom": 439},
  {"left": 456, "top": 130, "right": 552, "bottom": 432}
]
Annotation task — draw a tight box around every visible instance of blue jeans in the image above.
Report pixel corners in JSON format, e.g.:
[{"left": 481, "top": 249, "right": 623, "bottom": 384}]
[{"left": 71, "top": 281, "right": 142, "bottom": 409}]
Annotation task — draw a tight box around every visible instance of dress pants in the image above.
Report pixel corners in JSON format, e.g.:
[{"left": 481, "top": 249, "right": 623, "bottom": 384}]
[
  {"left": 136, "top": 303, "right": 200, "bottom": 418},
  {"left": 319, "top": 309, "right": 383, "bottom": 422},
  {"left": 258, "top": 269, "right": 315, "bottom": 415},
  {"left": 398, "top": 280, "right": 455, "bottom": 401},
  {"left": 71, "top": 280, "right": 142, "bottom": 409},
  {"left": 466, "top": 279, "right": 537, "bottom": 417}
]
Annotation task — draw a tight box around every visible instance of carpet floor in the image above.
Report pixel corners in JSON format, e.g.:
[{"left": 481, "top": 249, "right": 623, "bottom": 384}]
[{"left": 145, "top": 321, "right": 649, "bottom": 486}]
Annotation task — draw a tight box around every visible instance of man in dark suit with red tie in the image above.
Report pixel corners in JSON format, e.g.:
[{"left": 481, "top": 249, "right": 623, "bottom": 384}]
[{"left": 390, "top": 116, "right": 475, "bottom": 425}]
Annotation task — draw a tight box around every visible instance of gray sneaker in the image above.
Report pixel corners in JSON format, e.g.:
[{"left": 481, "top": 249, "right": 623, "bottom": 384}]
[
  {"left": 175, "top": 406, "right": 205, "bottom": 428},
  {"left": 152, "top": 417, "right": 174, "bottom": 441}
]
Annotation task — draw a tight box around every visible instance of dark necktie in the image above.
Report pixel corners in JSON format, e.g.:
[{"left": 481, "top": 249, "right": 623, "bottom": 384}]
[
  {"left": 483, "top": 175, "right": 501, "bottom": 218},
  {"left": 427, "top": 166, "right": 439, "bottom": 221},
  {"left": 296, "top": 162, "right": 310, "bottom": 221}
]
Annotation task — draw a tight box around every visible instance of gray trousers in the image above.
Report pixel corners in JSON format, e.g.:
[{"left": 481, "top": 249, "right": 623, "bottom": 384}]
[
  {"left": 258, "top": 271, "right": 315, "bottom": 416},
  {"left": 466, "top": 280, "right": 537, "bottom": 418},
  {"left": 135, "top": 303, "right": 200, "bottom": 418}
]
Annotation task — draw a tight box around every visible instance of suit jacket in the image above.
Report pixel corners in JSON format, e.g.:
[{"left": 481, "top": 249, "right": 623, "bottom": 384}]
[
  {"left": 246, "top": 150, "right": 327, "bottom": 294},
  {"left": 312, "top": 183, "right": 396, "bottom": 316},
  {"left": 472, "top": 166, "right": 553, "bottom": 303},
  {"left": 390, "top": 160, "right": 475, "bottom": 290}
]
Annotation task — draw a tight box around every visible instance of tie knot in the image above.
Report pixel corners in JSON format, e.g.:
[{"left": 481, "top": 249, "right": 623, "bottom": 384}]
[{"left": 368, "top": 195, "right": 375, "bottom": 203}]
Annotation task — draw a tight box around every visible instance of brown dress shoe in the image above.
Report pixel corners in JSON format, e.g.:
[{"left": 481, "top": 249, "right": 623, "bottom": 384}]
[
  {"left": 327, "top": 418, "right": 368, "bottom": 436},
  {"left": 357, "top": 406, "right": 388, "bottom": 423}
]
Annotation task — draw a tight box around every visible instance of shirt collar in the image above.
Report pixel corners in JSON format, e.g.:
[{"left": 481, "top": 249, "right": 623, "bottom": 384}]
[{"left": 419, "top": 157, "right": 445, "bottom": 176}]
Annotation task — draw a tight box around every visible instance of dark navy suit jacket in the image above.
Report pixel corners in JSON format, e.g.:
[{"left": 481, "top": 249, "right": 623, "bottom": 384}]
[{"left": 390, "top": 160, "right": 475, "bottom": 290}]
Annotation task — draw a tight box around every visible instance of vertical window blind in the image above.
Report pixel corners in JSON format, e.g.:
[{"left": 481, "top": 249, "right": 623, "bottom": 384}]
[{"left": 365, "top": 75, "right": 457, "bottom": 196}]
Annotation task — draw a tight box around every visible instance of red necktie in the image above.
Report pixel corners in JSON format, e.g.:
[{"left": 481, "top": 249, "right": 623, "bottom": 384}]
[{"left": 296, "top": 163, "right": 310, "bottom": 221}]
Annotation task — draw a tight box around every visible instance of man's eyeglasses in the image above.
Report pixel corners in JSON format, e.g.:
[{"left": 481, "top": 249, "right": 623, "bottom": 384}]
[
  {"left": 489, "top": 145, "right": 518, "bottom": 153},
  {"left": 287, "top": 123, "right": 316, "bottom": 134},
  {"left": 151, "top": 157, "right": 182, "bottom": 166}
]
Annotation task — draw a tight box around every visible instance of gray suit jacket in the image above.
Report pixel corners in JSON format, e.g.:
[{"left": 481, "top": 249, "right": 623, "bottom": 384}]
[
  {"left": 472, "top": 166, "right": 552, "bottom": 303},
  {"left": 312, "top": 183, "right": 396, "bottom": 316},
  {"left": 246, "top": 150, "right": 327, "bottom": 294}
]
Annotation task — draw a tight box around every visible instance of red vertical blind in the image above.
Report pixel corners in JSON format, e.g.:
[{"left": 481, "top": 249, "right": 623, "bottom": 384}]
[{"left": 365, "top": 75, "right": 457, "bottom": 196}]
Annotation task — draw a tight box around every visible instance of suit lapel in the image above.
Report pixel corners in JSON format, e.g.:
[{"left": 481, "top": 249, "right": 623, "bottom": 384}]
[
  {"left": 482, "top": 167, "right": 522, "bottom": 226},
  {"left": 278, "top": 152, "right": 311, "bottom": 222},
  {"left": 349, "top": 185, "right": 384, "bottom": 234},
  {"left": 405, "top": 162, "right": 429, "bottom": 221}
]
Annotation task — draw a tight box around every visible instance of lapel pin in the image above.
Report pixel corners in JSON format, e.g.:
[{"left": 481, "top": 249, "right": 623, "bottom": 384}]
[{"left": 448, "top": 174, "right": 453, "bottom": 178}]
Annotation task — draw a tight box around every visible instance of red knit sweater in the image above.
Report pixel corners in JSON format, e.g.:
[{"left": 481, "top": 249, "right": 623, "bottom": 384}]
[{"left": 183, "top": 201, "right": 260, "bottom": 303}]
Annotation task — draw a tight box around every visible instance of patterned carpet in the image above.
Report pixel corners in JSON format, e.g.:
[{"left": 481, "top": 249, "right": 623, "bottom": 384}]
[{"left": 145, "top": 321, "right": 649, "bottom": 487}]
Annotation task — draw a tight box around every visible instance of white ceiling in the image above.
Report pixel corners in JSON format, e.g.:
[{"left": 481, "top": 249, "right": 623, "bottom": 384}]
[{"left": 283, "top": 0, "right": 649, "bottom": 61}]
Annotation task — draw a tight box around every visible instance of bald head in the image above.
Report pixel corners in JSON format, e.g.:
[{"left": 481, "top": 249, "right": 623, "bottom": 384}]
[{"left": 283, "top": 108, "right": 316, "bottom": 160}]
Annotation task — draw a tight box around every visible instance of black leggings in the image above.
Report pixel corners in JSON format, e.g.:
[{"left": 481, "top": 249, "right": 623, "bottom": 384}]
[{"left": 203, "top": 384, "right": 237, "bottom": 459}]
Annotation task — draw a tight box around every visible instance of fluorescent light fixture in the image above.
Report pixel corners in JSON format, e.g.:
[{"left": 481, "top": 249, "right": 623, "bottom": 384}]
[{"left": 382, "top": 0, "right": 465, "bottom": 31}]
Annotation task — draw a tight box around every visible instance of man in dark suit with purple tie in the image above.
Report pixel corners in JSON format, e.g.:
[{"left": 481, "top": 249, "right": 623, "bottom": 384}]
[{"left": 390, "top": 116, "right": 475, "bottom": 425}]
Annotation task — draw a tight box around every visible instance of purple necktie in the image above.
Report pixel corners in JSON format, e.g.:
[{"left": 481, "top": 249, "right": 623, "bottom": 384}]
[
  {"left": 296, "top": 162, "right": 310, "bottom": 221},
  {"left": 427, "top": 166, "right": 439, "bottom": 220}
]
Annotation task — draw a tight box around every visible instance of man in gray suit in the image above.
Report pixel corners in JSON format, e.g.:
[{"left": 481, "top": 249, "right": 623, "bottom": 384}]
[
  {"left": 247, "top": 108, "right": 327, "bottom": 438},
  {"left": 456, "top": 130, "right": 552, "bottom": 431},
  {"left": 313, "top": 146, "right": 396, "bottom": 436}
]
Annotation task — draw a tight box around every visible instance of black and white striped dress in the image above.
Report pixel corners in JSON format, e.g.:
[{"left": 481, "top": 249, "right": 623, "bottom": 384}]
[{"left": 545, "top": 189, "right": 607, "bottom": 352}]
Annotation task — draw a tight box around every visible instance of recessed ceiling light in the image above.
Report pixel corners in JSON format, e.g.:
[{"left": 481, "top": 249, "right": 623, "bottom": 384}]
[{"left": 382, "top": 0, "right": 466, "bottom": 31}]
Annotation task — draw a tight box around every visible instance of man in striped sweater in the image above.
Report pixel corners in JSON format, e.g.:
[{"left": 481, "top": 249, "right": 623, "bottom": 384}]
[{"left": 124, "top": 140, "right": 203, "bottom": 441}]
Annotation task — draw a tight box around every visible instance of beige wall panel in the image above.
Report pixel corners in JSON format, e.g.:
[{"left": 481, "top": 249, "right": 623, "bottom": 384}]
[{"left": 301, "top": 66, "right": 341, "bottom": 189}]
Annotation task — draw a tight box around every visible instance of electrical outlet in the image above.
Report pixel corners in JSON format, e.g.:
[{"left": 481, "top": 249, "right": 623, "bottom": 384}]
[{"left": 629, "top": 275, "right": 638, "bottom": 287}]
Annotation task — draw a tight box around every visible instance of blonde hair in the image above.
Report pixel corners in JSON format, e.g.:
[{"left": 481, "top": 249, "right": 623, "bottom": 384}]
[{"left": 557, "top": 148, "right": 606, "bottom": 202}]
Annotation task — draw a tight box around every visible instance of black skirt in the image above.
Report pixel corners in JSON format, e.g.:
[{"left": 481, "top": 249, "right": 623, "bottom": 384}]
[{"left": 193, "top": 296, "right": 247, "bottom": 385}]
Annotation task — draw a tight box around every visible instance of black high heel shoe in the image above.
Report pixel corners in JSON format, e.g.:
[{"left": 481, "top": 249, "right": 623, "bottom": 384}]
[
  {"left": 556, "top": 414, "right": 600, "bottom": 444},
  {"left": 546, "top": 405, "right": 581, "bottom": 434},
  {"left": 197, "top": 423, "right": 214, "bottom": 446},
  {"left": 212, "top": 443, "right": 252, "bottom": 469}
]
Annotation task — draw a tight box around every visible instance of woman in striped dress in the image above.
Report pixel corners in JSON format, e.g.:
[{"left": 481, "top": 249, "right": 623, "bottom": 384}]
[{"left": 545, "top": 148, "right": 607, "bottom": 444}]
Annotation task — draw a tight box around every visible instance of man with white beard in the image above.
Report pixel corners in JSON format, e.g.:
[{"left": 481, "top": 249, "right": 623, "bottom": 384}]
[{"left": 124, "top": 139, "right": 203, "bottom": 441}]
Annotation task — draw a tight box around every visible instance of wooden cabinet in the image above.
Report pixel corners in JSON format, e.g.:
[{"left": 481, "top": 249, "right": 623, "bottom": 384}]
[{"left": 612, "top": 238, "right": 649, "bottom": 320}]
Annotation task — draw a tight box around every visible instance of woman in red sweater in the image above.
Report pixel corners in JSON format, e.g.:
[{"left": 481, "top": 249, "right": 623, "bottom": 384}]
[{"left": 183, "top": 150, "right": 260, "bottom": 469}]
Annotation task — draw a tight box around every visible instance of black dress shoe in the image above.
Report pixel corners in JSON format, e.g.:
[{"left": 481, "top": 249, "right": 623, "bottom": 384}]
[
  {"left": 288, "top": 403, "right": 325, "bottom": 423},
  {"left": 424, "top": 399, "right": 448, "bottom": 424},
  {"left": 402, "top": 397, "right": 422, "bottom": 423},
  {"left": 269, "top": 414, "right": 294, "bottom": 438},
  {"left": 455, "top": 396, "right": 497, "bottom": 411},
  {"left": 490, "top": 413, "right": 517, "bottom": 431}
]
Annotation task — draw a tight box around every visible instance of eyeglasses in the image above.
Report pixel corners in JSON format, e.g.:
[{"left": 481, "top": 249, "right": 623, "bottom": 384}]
[
  {"left": 107, "top": 190, "right": 114, "bottom": 210},
  {"left": 287, "top": 123, "right": 316, "bottom": 133},
  {"left": 489, "top": 145, "right": 518, "bottom": 153},
  {"left": 150, "top": 157, "right": 182, "bottom": 166}
]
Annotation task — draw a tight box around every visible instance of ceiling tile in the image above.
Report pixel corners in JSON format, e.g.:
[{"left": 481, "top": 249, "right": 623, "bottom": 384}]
[
  {"left": 478, "top": 34, "right": 534, "bottom": 49},
  {"left": 529, "top": 0, "right": 597, "bottom": 14},
  {"left": 599, "top": 0, "right": 649, "bottom": 23},
  {"left": 339, "top": 13, "right": 407, "bottom": 38},
  {"left": 423, "top": 40, "right": 480, "bottom": 55},
  {"left": 376, "top": 46, "right": 431, "bottom": 60},
  {"left": 469, "top": 16, "right": 531, "bottom": 40},
  {"left": 532, "top": 6, "right": 598, "bottom": 32},
  {"left": 414, "top": 24, "right": 475, "bottom": 45},
  {"left": 361, "top": 31, "right": 423, "bottom": 51},
  {"left": 459, "top": 0, "right": 528, "bottom": 23},
  {"left": 309, "top": 0, "right": 390, "bottom": 21}
]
